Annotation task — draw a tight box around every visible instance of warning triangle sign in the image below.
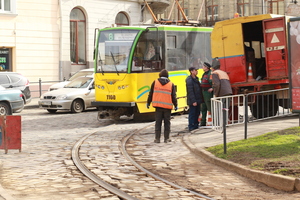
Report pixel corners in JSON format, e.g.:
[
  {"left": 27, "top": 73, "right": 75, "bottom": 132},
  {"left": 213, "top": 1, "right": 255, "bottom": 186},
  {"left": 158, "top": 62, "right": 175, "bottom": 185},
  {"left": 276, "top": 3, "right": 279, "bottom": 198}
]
[{"left": 271, "top": 34, "right": 280, "bottom": 43}]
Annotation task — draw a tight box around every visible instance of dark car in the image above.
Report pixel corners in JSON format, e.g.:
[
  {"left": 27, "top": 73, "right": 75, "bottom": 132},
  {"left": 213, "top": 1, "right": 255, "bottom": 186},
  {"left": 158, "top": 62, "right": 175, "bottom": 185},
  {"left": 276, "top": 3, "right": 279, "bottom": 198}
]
[
  {"left": 0, "top": 72, "right": 31, "bottom": 104},
  {"left": 0, "top": 85, "right": 24, "bottom": 115}
]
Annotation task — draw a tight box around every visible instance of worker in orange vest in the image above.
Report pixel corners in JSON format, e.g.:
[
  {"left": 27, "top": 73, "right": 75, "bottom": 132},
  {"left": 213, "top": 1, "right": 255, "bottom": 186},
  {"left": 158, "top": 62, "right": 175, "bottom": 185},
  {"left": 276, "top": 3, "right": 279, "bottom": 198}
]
[{"left": 147, "top": 69, "right": 178, "bottom": 143}]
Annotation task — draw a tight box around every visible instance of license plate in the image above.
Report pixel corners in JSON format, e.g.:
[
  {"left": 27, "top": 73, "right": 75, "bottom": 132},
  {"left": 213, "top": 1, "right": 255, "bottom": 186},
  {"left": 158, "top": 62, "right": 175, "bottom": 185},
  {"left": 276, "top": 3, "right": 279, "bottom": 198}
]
[{"left": 40, "top": 101, "right": 52, "bottom": 106}]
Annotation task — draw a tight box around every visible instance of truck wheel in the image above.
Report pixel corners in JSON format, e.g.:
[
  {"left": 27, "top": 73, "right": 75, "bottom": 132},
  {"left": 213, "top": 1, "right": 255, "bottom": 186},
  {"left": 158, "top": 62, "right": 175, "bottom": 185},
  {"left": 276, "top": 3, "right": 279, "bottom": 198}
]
[
  {"left": 250, "top": 95, "right": 278, "bottom": 119},
  {"left": 0, "top": 102, "right": 12, "bottom": 115}
]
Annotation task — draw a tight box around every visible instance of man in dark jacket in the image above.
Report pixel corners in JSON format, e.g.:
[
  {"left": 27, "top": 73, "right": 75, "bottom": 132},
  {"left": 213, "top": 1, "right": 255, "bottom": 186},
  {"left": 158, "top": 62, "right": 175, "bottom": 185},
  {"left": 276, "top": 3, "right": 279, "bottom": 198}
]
[
  {"left": 147, "top": 69, "right": 178, "bottom": 143},
  {"left": 186, "top": 67, "right": 203, "bottom": 131}
]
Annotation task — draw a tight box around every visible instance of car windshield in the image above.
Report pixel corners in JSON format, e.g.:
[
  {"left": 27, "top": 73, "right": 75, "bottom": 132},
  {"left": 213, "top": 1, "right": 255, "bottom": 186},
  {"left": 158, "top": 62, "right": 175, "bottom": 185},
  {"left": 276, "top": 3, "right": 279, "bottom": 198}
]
[
  {"left": 68, "top": 70, "right": 94, "bottom": 81},
  {"left": 64, "top": 77, "right": 93, "bottom": 88}
]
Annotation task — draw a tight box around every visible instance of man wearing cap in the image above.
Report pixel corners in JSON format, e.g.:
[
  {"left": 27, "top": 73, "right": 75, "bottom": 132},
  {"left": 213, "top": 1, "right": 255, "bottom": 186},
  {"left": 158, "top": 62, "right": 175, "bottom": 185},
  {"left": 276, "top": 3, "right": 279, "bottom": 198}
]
[
  {"left": 211, "top": 57, "right": 232, "bottom": 97},
  {"left": 186, "top": 66, "right": 203, "bottom": 131},
  {"left": 147, "top": 69, "right": 178, "bottom": 143},
  {"left": 200, "top": 62, "right": 213, "bottom": 126}
]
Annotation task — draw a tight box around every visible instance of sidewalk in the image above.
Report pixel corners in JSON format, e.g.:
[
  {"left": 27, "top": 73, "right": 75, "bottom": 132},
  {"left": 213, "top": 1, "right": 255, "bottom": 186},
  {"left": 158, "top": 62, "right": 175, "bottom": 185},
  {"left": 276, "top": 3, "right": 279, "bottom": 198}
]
[{"left": 182, "top": 115, "right": 300, "bottom": 192}]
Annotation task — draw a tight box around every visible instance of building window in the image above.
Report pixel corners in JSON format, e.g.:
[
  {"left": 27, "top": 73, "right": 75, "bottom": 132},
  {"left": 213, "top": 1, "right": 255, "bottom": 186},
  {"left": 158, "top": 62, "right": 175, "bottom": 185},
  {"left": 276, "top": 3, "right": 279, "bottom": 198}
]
[
  {"left": 0, "top": 0, "right": 16, "bottom": 14},
  {"left": 70, "top": 8, "right": 86, "bottom": 64},
  {"left": 206, "top": 0, "right": 218, "bottom": 26},
  {"left": 267, "top": 0, "right": 285, "bottom": 15},
  {"left": 115, "top": 12, "right": 129, "bottom": 26},
  {"left": 237, "top": 0, "right": 249, "bottom": 16}
]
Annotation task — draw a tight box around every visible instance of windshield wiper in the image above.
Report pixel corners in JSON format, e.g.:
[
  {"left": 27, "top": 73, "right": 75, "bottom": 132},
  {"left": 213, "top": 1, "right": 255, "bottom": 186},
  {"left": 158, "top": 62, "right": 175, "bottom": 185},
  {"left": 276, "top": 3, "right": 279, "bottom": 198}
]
[{"left": 110, "top": 51, "right": 119, "bottom": 76}]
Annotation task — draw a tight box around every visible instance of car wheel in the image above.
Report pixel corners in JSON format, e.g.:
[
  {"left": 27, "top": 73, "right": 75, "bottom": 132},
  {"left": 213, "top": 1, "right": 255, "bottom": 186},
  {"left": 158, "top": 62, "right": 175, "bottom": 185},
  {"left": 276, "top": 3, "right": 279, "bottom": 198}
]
[
  {"left": 0, "top": 102, "right": 12, "bottom": 115},
  {"left": 71, "top": 99, "right": 84, "bottom": 113},
  {"left": 47, "top": 109, "right": 57, "bottom": 114}
]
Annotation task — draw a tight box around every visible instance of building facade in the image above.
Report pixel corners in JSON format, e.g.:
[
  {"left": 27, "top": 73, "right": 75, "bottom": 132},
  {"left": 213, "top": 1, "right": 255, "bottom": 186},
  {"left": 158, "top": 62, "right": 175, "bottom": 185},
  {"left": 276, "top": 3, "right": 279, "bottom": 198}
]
[
  {"left": 0, "top": 0, "right": 166, "bottom": 83},
  {"left": 162, "top": 0, "right": 299, "bottom": 27},
  {"left": 0, "top": 0, "right": 298, "bottom": 85}
]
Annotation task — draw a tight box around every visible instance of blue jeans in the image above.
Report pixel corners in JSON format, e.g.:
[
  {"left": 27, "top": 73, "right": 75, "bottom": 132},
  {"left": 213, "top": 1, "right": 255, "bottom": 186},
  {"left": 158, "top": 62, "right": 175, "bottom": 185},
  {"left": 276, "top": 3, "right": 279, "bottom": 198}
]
[{"left": 188, "top": 104, "right": 201, "bottom": 130}]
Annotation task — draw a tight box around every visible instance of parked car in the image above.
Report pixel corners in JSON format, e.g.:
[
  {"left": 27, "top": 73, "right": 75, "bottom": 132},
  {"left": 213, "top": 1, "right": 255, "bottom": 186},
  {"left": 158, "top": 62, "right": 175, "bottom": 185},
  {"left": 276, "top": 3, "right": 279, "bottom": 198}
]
[
  {"left": 0, "top": 72, "right": 31, "bottom": 104},
  {"left": 0, "top": 85, "right": 24, "bottom": 115},
  {"left": 39, "top": 76, "right": 95, "bottom": 113},
  {"left": 48, "top": 68, "right": 94, "bottom": 91}
]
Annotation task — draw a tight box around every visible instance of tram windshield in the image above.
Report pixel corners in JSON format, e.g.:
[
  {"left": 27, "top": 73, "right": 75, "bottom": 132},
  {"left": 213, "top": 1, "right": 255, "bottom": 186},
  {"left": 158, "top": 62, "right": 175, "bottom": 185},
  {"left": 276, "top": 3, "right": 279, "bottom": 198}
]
[{"left": 96, "top": 29, "right": 139, "bottom": 73}]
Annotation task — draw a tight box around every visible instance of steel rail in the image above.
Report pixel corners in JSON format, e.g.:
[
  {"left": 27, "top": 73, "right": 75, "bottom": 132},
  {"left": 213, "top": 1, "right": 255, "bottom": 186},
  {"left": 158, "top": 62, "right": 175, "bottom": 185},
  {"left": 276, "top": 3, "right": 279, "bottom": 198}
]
[
  {"left": 71, "top": 130, "right": 139, "bottom": 200},
  {"left": 120, "top": 124, "right": 216, "bottom": 200}
]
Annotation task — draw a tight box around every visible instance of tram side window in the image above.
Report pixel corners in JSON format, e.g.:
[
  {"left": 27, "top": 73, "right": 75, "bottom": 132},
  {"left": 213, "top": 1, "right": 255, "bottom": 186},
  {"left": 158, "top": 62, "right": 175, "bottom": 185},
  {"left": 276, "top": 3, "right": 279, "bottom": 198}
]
[
  {"left": 132, "top": 33, "right": 163, "bottom": 72},
  {"left": 166, "top": 33, "right": 187, "bottom": 71},
  {"left": 186, "top": 32, "right": 212, "bottom": 69}
]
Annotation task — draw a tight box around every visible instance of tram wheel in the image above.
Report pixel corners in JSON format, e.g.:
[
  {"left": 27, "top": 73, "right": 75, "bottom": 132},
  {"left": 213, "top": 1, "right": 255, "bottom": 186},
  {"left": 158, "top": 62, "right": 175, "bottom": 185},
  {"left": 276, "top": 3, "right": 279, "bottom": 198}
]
[
  {"left": 133, "top": 112, "right": 155, "bottom": 122},
  {"left": 250, "top": 95, "right": 278, "bottom": 119}
]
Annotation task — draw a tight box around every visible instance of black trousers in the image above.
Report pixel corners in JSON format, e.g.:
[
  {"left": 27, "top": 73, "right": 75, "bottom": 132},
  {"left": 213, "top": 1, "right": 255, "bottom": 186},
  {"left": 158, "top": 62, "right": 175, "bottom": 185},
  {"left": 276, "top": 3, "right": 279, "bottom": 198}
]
[{"left": 155, "top": 107, "right": 171, "bottom": 141}]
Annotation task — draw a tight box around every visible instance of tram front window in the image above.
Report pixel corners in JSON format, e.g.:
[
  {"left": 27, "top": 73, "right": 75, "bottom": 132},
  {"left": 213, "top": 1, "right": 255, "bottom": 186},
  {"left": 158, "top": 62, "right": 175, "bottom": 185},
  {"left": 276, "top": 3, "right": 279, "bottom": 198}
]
[{"left": 97, "top": 29, "right": 139, "bottom": 73}]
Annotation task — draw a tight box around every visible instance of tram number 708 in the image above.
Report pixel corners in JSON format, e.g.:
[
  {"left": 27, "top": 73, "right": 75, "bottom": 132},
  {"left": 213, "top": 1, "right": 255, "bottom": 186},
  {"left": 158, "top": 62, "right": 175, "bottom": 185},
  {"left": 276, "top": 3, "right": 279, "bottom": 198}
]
[{"left": 107, "top": 95, "right": 116, "bottom": 100}]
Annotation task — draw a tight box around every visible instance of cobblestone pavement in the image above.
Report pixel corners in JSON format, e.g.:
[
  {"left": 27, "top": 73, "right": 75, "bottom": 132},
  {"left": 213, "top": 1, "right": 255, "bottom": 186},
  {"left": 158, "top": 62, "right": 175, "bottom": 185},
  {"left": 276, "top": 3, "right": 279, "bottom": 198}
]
[
  {"left": 0, "top": 109, "right": 116, "bottom": 200},
  {"left": 128, "top": 116, "right": 300, "bottom": 200},
  {"left": 0, "top": 108, "right": 299, "bottom": 199}
]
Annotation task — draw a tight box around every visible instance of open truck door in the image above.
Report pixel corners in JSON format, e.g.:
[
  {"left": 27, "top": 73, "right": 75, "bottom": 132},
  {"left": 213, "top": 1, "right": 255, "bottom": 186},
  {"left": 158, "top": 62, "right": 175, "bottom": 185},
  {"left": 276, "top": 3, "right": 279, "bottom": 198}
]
[{"left": 263, "top": 17, "right": 288, "bottom": 79}]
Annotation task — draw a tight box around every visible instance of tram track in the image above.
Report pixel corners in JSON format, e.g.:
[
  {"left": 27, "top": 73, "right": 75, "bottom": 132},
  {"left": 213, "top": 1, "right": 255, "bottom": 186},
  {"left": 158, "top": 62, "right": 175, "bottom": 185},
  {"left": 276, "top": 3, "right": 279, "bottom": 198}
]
[{"left": 71, "top": 119, "right": 214, "bottom": 199}]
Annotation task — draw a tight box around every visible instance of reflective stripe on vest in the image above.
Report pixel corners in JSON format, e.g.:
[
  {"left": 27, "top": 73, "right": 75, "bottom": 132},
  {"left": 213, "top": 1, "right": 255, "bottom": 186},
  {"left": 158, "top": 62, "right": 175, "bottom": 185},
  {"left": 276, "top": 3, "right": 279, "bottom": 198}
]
[{"left": 152, "top": 79, "right": 173, "bottom": 109}]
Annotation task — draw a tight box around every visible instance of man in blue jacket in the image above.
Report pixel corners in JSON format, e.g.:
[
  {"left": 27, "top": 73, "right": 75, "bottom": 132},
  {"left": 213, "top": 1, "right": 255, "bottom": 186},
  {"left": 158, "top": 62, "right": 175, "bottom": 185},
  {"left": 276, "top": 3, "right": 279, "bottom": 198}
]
[{"left": 186, "top": 67, "right": 204, "bottom": 131}]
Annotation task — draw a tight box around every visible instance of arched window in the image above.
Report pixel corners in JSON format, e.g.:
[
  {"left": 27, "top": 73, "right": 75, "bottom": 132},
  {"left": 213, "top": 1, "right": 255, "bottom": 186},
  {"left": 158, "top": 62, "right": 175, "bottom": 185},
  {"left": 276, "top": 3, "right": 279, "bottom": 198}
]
[
  {"left": 70, "top": 8, "right": 86, "bottom": 64},
  {"left": 115, "top": 12, "right": 129, "bottom": 26}
]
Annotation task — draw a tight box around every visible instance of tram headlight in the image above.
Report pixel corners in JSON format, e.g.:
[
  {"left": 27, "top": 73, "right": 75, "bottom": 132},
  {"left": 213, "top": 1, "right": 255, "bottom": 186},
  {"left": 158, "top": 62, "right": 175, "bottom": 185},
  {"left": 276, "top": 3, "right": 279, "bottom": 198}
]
[{"left": 117, "top": 85, "right": 128, "bottom": 90}]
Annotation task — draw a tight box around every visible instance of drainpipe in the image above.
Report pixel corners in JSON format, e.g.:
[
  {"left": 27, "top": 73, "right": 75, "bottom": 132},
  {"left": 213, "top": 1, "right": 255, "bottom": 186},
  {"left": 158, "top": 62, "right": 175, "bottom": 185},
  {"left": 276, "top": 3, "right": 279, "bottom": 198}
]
[
  {"left": 262, "top": 0, "right": 265, "bottom": 14},
  {"left": 58, "top": 0, "right": 63, "bottom": 81}
]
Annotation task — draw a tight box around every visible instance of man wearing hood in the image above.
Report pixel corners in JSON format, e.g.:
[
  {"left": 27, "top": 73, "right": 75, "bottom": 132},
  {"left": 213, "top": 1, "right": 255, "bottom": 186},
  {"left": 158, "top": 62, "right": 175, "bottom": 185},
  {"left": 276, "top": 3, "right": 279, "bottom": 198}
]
[{"left": 147, "top": 69, "right": 178, "bottom": 143}]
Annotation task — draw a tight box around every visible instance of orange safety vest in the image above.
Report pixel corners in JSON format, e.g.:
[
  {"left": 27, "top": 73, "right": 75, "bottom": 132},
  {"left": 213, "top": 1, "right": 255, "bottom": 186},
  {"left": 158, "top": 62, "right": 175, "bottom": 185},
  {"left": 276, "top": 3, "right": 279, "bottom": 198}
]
[{"left": 152, "top": 79, "right": 173, "bottom": 109}]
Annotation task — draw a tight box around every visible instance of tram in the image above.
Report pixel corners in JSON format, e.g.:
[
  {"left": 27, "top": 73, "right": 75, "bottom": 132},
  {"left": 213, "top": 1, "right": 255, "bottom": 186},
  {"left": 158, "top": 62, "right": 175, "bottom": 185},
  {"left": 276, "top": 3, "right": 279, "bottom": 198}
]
[{"left": 92, "top": 25, "right": 212, "bottom": 120}]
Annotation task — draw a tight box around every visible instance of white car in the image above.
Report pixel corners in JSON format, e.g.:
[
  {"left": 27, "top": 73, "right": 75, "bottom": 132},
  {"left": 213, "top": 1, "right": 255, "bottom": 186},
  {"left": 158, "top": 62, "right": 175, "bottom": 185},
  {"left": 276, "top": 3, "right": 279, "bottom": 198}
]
[
  {"left": 49, "top": 68, "right": 94, "bottom": 91},
  {"left": 39, "top": 76, "right": 95, "bottom": 113}
]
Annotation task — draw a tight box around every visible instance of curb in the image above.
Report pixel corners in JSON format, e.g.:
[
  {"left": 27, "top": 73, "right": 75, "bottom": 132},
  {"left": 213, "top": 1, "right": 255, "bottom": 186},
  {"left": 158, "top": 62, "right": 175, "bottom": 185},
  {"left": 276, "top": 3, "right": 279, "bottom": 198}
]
[
  {"left": 182, "top": 134, "right": 299, "bottom": 192},
  {"left": 24, "top": 105, "right": 39, "bottom": 110}
]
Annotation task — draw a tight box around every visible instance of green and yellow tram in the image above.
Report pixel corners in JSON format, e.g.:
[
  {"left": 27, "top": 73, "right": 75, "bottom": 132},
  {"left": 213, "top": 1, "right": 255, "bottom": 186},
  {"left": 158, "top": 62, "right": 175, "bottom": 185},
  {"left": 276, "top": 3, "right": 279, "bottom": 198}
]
[{"left": 92, "top": 25, "right": 212, "bottom": 120}]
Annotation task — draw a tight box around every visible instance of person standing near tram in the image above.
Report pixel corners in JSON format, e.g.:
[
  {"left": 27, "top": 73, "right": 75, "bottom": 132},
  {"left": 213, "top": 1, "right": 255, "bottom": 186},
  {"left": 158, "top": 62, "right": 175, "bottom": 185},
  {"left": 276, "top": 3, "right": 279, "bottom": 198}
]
[
  {"left": 186, "top": 67, "right": 204, "bottom": 131},
  {"left": 200, "top": 62, "right": 213, "bottom": 126},
  {"left": 147, "top": 69, "right": 178, "bottom": 143},
  {"left": 211, "top": 58, "right": 232, "bottom": 97}
]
